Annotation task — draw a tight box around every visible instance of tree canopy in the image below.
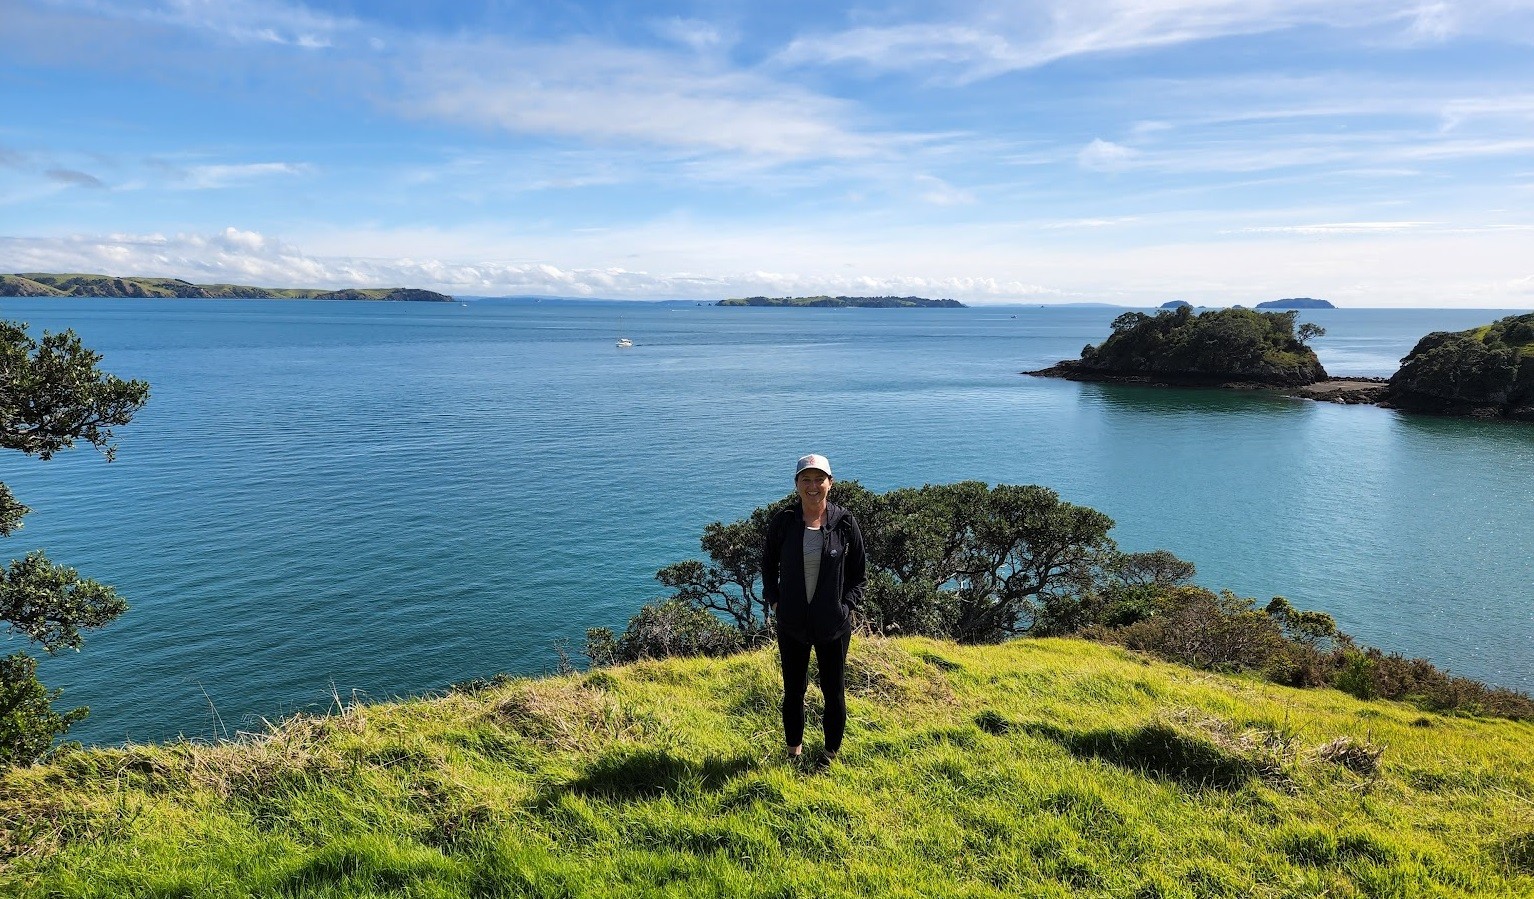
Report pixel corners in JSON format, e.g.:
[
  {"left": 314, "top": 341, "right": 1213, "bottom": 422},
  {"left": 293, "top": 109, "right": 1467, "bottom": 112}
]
[
  {"left": 1071, "top": 307, "right": 1328, "bottom": 386},
  {"left": 589, "top": 480, "right": 1183, "bottom": 660},
  {"left": 1387, "top": 313, "right": 1534, "bottom": 417},
  {"left": 1, "top": 320, "right": 148, "bottom": 766}
]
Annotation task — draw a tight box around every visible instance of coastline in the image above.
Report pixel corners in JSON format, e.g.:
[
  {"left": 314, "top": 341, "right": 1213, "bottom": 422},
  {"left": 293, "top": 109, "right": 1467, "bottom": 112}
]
[
  {"left": 1027, "top": 365, "right": 1391, "bottom": 407},
  {"left": 1029, "top": 366, "right": 1534, "bottom": 420}
]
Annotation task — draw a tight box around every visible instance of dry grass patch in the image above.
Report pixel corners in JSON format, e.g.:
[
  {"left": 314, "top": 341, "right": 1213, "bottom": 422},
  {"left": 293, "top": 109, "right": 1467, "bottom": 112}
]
[{"left": 488, "top": 679, "right": 643, "bottom": 751}]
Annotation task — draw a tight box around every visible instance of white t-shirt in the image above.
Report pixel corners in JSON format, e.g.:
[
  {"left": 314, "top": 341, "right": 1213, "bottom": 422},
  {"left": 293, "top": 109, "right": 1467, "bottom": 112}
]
[{"left": 803, "top": 525, "right": 824, "bottom": 601}]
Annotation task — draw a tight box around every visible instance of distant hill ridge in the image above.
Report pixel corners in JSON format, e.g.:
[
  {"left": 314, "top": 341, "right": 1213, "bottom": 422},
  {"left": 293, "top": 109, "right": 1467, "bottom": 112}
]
[
  {"left": 718, "top": 295, "right": 965, "bottom": 308},
  {"left": 0, "top": 273, "right": 453, "bottom": 302},
  {"left": 1159, "top": 299, "right": 1335, "bottom": 310}
]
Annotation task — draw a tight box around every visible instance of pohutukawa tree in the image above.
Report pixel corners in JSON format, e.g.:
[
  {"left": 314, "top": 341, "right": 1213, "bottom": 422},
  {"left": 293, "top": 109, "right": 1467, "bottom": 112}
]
[{"left": 0, "top": 320, "right": 149, "bottom": 767}]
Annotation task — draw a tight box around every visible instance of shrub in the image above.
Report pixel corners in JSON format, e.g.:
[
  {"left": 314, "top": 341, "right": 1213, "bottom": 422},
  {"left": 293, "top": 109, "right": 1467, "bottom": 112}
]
[{"left": 586, "top": 599, "right": 749, "bottom": 666}]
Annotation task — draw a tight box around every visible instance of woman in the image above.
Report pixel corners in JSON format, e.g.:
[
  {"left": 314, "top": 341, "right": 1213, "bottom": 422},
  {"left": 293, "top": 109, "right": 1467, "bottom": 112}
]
[{"left": 761, "top": 453, "right": 867, "bottom": 763}]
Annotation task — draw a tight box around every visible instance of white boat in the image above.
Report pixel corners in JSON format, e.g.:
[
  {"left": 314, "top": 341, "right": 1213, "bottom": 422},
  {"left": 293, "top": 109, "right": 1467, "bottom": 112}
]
[{"left": 615, "top": 337, "right": 633, "bottom": 348}]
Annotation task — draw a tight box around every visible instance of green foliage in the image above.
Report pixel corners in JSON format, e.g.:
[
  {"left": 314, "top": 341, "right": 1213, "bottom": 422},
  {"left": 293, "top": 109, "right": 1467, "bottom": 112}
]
[
  {"left": 600, "top": 480, "right": 1124, "bottom": 663},
  {"left": 0, "top": 322, "right": 148, "bottom": 461},
  {"left": 1076, "top": 307, "right": 1328, "bottom": 385},
  {"left": 1, "top": 552, "right": 127, "bottom": 653},
  {"left": 585, "top": 599, "right": 748, "bottom": 666},
  {"left": 1389, "top": 313, "right": 1534, "bottom": 413},
  {"left": 0, "top": 653, "right": 87, "bottom": 768},
  {"left": 608, "top": 480, "right": 1532, "bottom": 720},
  {"left": 0, "top": 320, "right": 147, "bottom": 767},
  {"left": 1332, "top": 646, "right": 1534, "bottom": 717}
]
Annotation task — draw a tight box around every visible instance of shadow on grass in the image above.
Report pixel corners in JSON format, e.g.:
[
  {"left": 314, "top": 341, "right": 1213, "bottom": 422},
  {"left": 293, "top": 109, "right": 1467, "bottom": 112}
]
[
  {"left": 979, "top": 712, "right": 1256, "bottom": 791},
  {"left": 281, "top": 835, "right": 457, "bottom": 894},
  {"left": 546, "top": 746, "right": 755, "bottom": 804}
]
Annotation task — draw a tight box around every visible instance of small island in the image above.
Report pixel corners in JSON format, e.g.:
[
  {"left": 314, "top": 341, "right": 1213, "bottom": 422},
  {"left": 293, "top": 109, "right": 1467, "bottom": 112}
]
[
  {"left": 1159, "top": 300, "right": 1192, "bottom": 309},
  {"left": 1, "top": 273, "right": 454, "bottom": 302},
  {"left": 1256, "top": 298, "right": 1336, "bottom": 310},
  {"left": 1029, "top": 306, "right": 1534, "bottom": 421},
  {"left": 1030, "top": 307, "right": 1329, "bottom": 388},
  {"left": 1383, "top": 313, "right": 1534, "bottom": 420},
  {"left": 717, "top": 295, "right": 965, "bottom": 308}
]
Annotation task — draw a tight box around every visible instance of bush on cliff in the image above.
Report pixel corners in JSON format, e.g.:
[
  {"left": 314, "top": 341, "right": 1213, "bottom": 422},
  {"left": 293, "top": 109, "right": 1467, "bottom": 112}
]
[
  {"left": 1387, "top": 313, "right": 1534, "bottom": 416},
  {"left": 595, "top": 482, "right": 1534, "bottom": 721},
  {"left": 1072, "top": 306, "right": 1327, "bottom": 386},
  {"left": 588, "top": 480, "right": 1138, "bottom": 663}
]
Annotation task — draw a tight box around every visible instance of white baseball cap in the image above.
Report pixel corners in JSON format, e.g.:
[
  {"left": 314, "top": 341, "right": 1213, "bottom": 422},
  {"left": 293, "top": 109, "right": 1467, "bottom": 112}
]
[{"left": 795, "top": 454, "right": 832, "bottom": 478}]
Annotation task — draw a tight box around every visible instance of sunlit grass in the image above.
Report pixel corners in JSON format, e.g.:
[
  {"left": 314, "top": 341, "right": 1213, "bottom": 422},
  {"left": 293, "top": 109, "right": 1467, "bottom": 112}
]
[{"left": 4, "top": 637, "right": 1531, "bottom": 897}]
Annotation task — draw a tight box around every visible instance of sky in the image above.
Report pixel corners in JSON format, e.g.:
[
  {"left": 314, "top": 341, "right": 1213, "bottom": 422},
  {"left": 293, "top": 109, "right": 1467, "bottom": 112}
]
[{"left": 3, "top": 0, "right": 1534, "bottom": 306}]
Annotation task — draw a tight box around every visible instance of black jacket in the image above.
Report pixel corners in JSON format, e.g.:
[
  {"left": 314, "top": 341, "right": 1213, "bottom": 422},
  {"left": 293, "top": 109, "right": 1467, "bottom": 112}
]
[{"left": 762, "top": 502, "right": 867, "bottom": 643}]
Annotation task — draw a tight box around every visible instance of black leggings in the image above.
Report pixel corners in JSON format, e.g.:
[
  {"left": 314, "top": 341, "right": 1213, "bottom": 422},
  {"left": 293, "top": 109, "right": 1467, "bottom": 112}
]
[{"left": 778, "top": 631, "right": 851, "bottom": 753}]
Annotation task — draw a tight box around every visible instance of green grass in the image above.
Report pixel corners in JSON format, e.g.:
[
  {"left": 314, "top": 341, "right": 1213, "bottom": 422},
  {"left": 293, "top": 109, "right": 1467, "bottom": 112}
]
[{"left": 4, "top": 637, "right": 1532, "bottom": 897}]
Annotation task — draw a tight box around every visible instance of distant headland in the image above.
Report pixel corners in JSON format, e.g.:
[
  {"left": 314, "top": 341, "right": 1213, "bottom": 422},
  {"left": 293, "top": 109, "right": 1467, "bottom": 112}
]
[
  {"left": 717, "top": 295, "right": 965, "bottom": 308},
  {"left": 0, "top": 273, "right": 454, "bottom": 302}
]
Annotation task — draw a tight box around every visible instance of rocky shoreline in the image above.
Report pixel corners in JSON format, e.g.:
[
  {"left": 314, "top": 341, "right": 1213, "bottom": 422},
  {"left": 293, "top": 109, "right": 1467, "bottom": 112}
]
[
  {"left": 1027, "top": 367, "right": 1534, "bottom": 419},
  {"left": 1028, "top": 365, "right": 1392, "bottom": 406},
  {"left": 1283, "top": 378, "right": 1390, "bottom": 405}
]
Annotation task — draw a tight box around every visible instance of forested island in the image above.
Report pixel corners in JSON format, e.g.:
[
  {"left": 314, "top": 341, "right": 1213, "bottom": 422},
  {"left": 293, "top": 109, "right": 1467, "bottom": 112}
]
[
  {"left": 1383, "top": 313, "right": 1534, "bottom": 420},
  {"left": 1257, "top": 298, "right": 1335, "bottom": 309},
  {"left": 0, "top": 273, "right": 453, "bottom": 302},
  {"left": 1030, "top": 306, "right": 1329, "bottom": 388},
  {"left": 717, "top": 295, "right": 965, "bottom": 308},
  {"left": 1031, "top": 307, "right": 1534, "bottom": 421}
]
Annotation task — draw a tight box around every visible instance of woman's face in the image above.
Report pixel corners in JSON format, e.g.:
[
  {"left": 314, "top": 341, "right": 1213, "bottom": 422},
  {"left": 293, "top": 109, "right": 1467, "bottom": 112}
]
[{"left": 796, "top": 469, "right": 832, "bottom": 505}]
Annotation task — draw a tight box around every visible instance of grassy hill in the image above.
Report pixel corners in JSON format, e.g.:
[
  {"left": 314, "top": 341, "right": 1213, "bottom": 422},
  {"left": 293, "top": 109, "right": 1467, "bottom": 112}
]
[
  {"left": 3, "top": 637, "right": 1531, "bottom": 897},
  {"left": 2, "top": 273, "right": 452, "bottom": 302}
]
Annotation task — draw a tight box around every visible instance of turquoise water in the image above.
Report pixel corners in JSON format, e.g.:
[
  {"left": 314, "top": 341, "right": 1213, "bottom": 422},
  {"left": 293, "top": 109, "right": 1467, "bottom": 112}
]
[{"left": 1, "top": 298, "right": 1530, "bottom": 745}]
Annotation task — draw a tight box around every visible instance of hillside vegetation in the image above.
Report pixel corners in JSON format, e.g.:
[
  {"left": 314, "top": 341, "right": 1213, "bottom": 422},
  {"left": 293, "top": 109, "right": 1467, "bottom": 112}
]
[
  {"left": 3, "top": 637, "right": 1532, "bottom": 898},
  {"left": 1035, "top": 307, "right": 1327, "bottom": 387},
  {"left": 1385, "top": 313, "right": 1534, "bottom": 420},
  {"left": 1, "top": 274, "right": 452, "bottom": 302}
]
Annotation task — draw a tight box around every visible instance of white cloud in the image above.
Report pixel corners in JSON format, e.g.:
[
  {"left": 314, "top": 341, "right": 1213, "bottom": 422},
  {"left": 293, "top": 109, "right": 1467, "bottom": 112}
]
[
  {"left": 652, "top": 17, "right": 733, "bottom": 53},
  {"left": 179, "top": 162, "right": 313, "bottom": 189},
  {"left": 1407, "top": 2, "right": 1458, "bottom": 41},
  {"left": 400, "top": 39, "right": 882, "bottom": 160},
  {"left": 776, "top": 1, "right": 1534, "bottom": 81},
  {"left": 915, "top": 175, "right": 977, "bottom": 206},
  {"left": 50, "top": 0, "right": 354, "bottom": 48},
  {"left": 1233, "top": 221, "right": 1439, "bottom": 234},
  {"left": 1078, "top": 139, "right": 1140, "bottom": 172}
]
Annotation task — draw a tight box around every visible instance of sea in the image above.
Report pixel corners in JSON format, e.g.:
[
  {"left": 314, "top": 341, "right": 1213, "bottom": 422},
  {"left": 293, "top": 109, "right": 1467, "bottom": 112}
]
[{"left": 1, "top": 297, "right": 1530, "bottom": 746}]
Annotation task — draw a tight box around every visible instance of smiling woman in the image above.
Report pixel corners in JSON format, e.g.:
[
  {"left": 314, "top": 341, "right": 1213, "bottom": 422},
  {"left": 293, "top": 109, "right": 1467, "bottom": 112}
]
[{"left": 762, "top": 453, "right": 867, "bottom": 764}]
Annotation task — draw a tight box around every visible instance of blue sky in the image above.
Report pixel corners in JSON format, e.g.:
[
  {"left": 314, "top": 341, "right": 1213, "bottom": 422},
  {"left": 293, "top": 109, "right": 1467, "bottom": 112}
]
[{"left": 3, "top": 0, "right": 1533, "bottom": 306}]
